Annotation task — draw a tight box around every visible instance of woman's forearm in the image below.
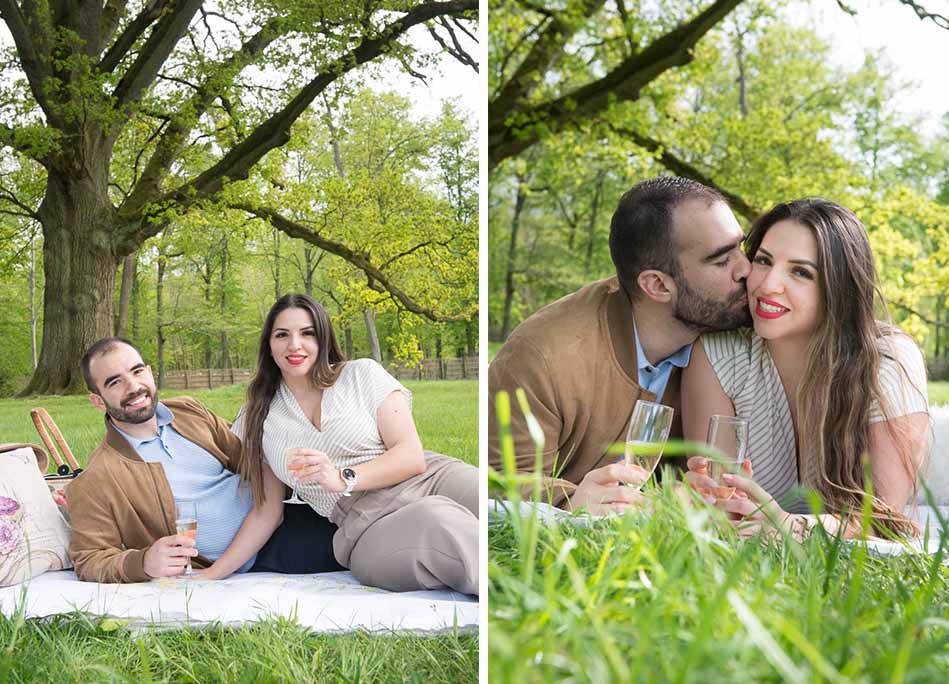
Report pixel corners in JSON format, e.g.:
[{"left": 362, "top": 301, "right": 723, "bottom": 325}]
[
  {"left": 347, "top": 439, "right": 426, "bottom": 492},
  {"left": 204, "top": 467, "right": 284, "bottom": 579}
]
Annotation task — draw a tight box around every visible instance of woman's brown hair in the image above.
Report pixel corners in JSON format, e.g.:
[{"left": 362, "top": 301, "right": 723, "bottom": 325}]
[
  {"left": 238, "top": 294, "right": 346, "bottom": 505},
  {"left": 745, "top": 199, "right": 927, "bottom": 536}
]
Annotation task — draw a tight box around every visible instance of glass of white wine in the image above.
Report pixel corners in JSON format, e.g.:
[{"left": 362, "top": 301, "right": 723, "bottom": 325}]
[
  {"left": 623, "top": 400, "right": 675, "bottom": 488},
  {"left": 284, "top": 448, "right": 308, "bottom": 504},
  {"left": 174, "top": 500, "right": 197, "bottom": 578},
  {"left": 705, "top": 415, "right": 749, "bottom": 500}
]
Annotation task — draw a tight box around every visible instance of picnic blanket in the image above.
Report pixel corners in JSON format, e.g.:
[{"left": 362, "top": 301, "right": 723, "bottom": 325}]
[{"left": 0, "top": 570, "right": 478, "bottom": 634}]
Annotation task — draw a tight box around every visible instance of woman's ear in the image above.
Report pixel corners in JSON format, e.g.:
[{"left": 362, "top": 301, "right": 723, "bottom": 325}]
[{"left": 636, "top": 269, "right": 676, "bottom": 304}]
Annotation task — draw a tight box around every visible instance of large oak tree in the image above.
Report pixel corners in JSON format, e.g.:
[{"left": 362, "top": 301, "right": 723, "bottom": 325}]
[{"left": 0, "top": 0, "right": 476, "bottom": 394}]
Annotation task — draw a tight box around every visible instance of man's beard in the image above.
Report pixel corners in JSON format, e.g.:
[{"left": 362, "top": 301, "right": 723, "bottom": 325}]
[
  {"left": 104, "top": 389, "right": 158, "bottom": 424},
  {"left": 673, "top": 276, "right": 752, "bottom": 333}
]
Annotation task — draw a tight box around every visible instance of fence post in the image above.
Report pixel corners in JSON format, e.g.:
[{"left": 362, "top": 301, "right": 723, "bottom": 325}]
[{"left": 183, "top": 370, "right": 189, "bottom": 389}]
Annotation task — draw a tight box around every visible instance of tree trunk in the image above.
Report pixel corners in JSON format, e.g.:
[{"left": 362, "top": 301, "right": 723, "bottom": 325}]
[
  {"left": 21, "top": 166, "right": 118, "bottom": 395},
  {"left": 157, "top": 255, "right": 167, "bottom": 389},
  {"left": 131, "top": 257, "right": 141, "bottom": 341},
  {"left": 584, "top": 170, "right": 605, "bottom": 275},
  {"left": 500, "top": 176, "right": 528, "bottom": 341},
  {"left": 364, "top": 309, "right": 382, "bottom": 363},
  {"left": 115, "top": 252, "right": 137, "bottom": 337},
  {"left": 343, "top": 324, "right": 354, "bottom": 358},
  {"left": 465, "top": 320, "right": 476, "bottom": 356},
  {"left": 204, "top": 259, "right": 213, "bottom": 370},
  {"left": 29, "top": 230, "right": 38, "bottom": 370},
  {"left": 219, "top": 235, "right": 230, "bottom": 369},
  {"left": 272, "top": 227, "right": 282, "bottom": 301}
]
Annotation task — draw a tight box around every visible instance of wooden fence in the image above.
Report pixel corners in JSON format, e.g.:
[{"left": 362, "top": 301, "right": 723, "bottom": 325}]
[{"left": 160, "top": 356, "right": 479, "bottom": 390}]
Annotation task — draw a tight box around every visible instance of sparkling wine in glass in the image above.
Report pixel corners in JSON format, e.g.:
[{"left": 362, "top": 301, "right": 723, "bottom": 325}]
[
  {"left": 705, "top": 415, "right": 749, "bottom": 500},
  {"left": 623, "top": 400, "right": 675, "bottom": 488},
  {"left": 174, "top": 500, "right": 197, "bottom": 578},
  {"left": 284, "top": 448, "right": 308, "bottom": 504}
]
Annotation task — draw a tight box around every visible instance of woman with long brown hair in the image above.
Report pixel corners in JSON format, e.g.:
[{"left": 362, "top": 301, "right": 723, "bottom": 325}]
[
  {"left": 682, "top": 198, "right": 929, "bottom": 538},
  {"left": 231, "top": 294, "right": 478, "bottom": 593}
]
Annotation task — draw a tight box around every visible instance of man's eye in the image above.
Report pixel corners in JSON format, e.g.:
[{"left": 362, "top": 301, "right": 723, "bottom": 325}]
[{"left": 715, "top": 255, "right": 730, "bottom": 267}]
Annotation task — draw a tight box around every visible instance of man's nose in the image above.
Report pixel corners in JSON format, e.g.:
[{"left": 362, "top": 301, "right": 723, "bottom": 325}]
[{"left": 733, "top": 252, "right": 752, "bottom": 281}]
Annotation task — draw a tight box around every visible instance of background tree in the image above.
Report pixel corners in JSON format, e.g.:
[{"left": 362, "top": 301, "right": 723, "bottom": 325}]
[{"left": 0, "top": 0, "right": 476, "bottom": 394}]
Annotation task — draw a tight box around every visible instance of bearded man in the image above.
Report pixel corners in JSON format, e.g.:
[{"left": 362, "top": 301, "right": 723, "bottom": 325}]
[{"left": 488, "top": 176, "right": 752, "bottom": 514}]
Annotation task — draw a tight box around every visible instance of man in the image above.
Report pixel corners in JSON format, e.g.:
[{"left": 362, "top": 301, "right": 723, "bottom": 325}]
[
  {"left": 488, "top": 176, "right": 751, "bottom": 514},
  {"left": 67, "top": 337, "right": 340, "bottom": 582}
]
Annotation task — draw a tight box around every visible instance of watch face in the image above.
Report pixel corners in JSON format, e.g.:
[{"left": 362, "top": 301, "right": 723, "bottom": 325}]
[{"left": 342, "top": 468, "right": 357, "bottom": 482}]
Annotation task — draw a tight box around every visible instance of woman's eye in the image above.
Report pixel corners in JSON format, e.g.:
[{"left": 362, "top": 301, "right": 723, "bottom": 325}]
[
  {"left": 794, "top": 268, "right": 813, "bottom": 279},
  {"left": 753, "top": 256, "right": 770, "bottom": 265}
]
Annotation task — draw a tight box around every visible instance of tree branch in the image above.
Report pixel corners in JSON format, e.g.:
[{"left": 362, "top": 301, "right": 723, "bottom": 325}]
[
  {"left": 891, "top": 301, "right": 949, "bottom": 330},
  {"left": 610, "top": 124, "right": 760, "bottom": 222},
  {"left": 143, "top": 0, "right": 476, "bottom": 226},
  {"left": 117, "top": 17, "right": 288, "bottom": 230},
  {"left": 0, "top": 0, "right": 54, "bottom": 118},
  {"left": 489, "top": 0, "right": 744, "bottom": 168},
  {"left": 490, "top": 0, "right": 606, "bottom": 120},
  {"left": 895, "top": 0, "right": 949, "bottom": 30},
  {"left": 233, "top": 203, "right": 471, "bottom": 322},
  {"left": 97, "top": 0, "right": 170, "bottom": 73},
  {"left": 111, "top": 0, "right": 204, "bottom": 108}
]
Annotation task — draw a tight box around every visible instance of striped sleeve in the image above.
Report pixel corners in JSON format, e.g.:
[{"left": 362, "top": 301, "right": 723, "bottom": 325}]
[
  {"left": 870, "top": 333, "right": 929, "bottom": 423},
  {"left": 357, "top": 359, "right": 412, "bottom": 414},
  {"left": 701, "top": 330, "right": 753, "bottom": 400},
  {"left": 230, "top": 405, "right": 246, "bottom": 439}
]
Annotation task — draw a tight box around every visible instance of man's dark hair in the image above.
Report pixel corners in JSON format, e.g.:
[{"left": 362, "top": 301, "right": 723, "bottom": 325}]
[
  {"left": 81, "top": 337, "right": 139, "bottom": 393},
  {"left": 609, "top": 176, "right": 726, "bottom": 299}
]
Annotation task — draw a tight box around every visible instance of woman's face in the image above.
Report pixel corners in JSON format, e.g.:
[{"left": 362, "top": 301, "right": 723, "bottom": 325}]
[
  {"left": 270, "top": 307, "right": 320, "bottom": 379},
  {"left": 746, "top": 219, "right": 823, "bottom": 343}
]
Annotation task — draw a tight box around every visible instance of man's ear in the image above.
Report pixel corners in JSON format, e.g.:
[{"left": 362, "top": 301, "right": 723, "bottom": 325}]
[
  {"left": 637, "top": 269, "right": 676, "bottom": 304},
  {"left": 89, "top": 392, "right": 106, "bottom": 413}
]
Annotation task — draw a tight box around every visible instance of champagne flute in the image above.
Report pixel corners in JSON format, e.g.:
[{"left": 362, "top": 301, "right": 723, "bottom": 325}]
[
  {"left": 705, "top": 415, "right": 749, "bottom": 500},
  {"left": 284, "top": 448, "right": 308, "bottom": 504},
  {"left": 623, "top": 400, "right": 675, "bottom": 488},
  {"left": 174, "top": 500, "right": 198, "bottom": 578}
]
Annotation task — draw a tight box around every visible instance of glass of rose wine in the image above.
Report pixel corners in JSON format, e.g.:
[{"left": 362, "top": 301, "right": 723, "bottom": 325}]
[
  {"left": 174, "top": 500, "right": 197, "bottom": 578},
  {"left": 623, "top": 400, "right": 675, "bottom": 488},
  {"left": 705, "top": 415, "right": 749, "bottom": 499},
  {"left": 284, "top": 448, "right": 308, "bottom": 504}
]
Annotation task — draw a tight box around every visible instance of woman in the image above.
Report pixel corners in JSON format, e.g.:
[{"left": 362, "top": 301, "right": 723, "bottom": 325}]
[
  {"left": 682, "top": 198, "right": 929, "bottom": 539},
  {"left": 231, "top": 294, "right": 478, "bottom": 594}
]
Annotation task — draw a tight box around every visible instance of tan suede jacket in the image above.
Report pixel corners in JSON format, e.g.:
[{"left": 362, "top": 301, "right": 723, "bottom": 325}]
[
  {"left": 67, "top": 397, "right": 242, "bottom": 583},
  {"left": 488, "top": 277, "right": 684, "bottom": 507}
]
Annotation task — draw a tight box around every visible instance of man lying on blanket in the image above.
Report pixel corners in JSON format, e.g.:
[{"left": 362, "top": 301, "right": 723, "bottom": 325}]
[{"left": 66, "top": 337, "right": 341, "bottom": 583}]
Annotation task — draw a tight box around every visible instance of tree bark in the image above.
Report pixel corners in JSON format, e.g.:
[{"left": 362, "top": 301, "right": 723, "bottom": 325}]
[
  {"left": 364, "top": 309, "right": 382, "bottom": 363},
  {"left": 116, "top": 252, "right": 137, "bottom": 337},
  {"left": 219, "top": 234, "right": 230, "bottom": 369},
  {"left": 20, "top": 165, "right": 119, "bottom": 396},
  {"left": 343, "top": 324, "right": 354, "bottom": 358},
  {"left": 500, "top": 176, "right": 528, "bottom": 341},
  {"left": 584, "top": 170, "right": 605, "bottom": 275},
  {"left": 29, "top": 229, "right": 37, "bottom": 370},
  {"left": 465, "top": 320, "right": 476, "bottom": 356}
]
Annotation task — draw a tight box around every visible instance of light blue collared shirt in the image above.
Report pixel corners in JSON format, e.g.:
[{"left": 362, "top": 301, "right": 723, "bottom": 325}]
[
  {"left": 633, "top": 319, "right": 693, "bottom": 402},
  {"left": 114, "top": 403, "right": 256, "bottom": 573}
]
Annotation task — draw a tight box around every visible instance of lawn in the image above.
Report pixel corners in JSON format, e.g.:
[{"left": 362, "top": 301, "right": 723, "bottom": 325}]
[
  {"left": 489, "top": 469, "right": 949, "bottom": 683},
  {"left": 928, "top": 381, "right": 949, "bottom": 406},
  {"left": 0, "top": 380, "right": 478, "bottom": 684}
]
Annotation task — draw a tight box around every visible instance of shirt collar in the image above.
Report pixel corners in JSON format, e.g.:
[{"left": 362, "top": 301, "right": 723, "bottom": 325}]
[
  {"left": 112, "top": 401, "right": 174, "bottom": 448},
  {"left": 633, "top": 318, "right": 693, "bottom": 372}
]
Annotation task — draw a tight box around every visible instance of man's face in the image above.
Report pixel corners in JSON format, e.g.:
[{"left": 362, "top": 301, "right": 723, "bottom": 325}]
[
  {"left": 88, "top": 343, "right": 159, "bottom": 425},
  {"left": 670, "top": 199, "right": 753, "bottom": 333}
]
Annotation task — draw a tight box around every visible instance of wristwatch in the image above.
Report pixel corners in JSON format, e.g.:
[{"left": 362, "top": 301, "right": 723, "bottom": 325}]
[{"left": 340, "top": 467, "right": 358, "bottom": 497}]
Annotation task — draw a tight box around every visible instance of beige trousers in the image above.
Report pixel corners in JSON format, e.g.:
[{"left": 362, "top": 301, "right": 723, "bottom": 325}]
[{"left": 332, "top": 452, "right": 478, "bottom": 595}]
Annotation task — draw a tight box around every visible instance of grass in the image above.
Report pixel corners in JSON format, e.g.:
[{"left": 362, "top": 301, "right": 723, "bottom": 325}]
[
  {"left": 489, "top": 399, "right": 949, "bottom": 684},
  {"left": 928, "top": 381, "right": 949, "bottom": 406},
  {"left": 0, "top": 380, "right": 478, "bottom": 684}
]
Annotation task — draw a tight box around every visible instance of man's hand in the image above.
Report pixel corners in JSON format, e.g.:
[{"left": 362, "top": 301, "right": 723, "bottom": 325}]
[
  {"left": 288, "top": 448, "right": 346, "bottom": 493},
  {"left": 565, "top": 462, "right": 649, "bottom": 515},
  {"left": 143, "top": 534, "right": 198, "bottom": 579}
]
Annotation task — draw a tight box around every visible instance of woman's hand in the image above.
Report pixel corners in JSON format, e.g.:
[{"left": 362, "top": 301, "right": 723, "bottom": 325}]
[
  {"left": 685, "top": 456, "right": 752, "bottom": 498},
  {"left": 195, "top": 564, "right": 228, "bottom": 581},
  {"left": 288, "top": 448, "right": 346, "bottom": 492},
  {"left": 714, "top": 472, "right": 807, "bottom": 541}
]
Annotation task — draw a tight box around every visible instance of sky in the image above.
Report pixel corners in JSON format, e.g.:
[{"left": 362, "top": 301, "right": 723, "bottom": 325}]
[{"left": 797, "top": 0, "right": 949, "bottom": 136}]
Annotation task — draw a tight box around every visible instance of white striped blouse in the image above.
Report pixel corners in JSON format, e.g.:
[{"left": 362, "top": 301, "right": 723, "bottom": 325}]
[
  {"left": 232, "top": 358, "right": 412, "bottom": 520},
  {"left": 703, "top": 329, "right": 929, "bottom": 513}
]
